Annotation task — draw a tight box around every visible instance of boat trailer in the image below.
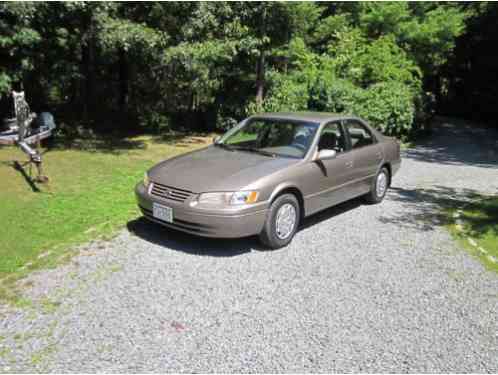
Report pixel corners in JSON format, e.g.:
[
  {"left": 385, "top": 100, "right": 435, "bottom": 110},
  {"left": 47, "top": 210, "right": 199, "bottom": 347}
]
[{"left": 0, "top": 91, "right": 56, "bottom": 183}]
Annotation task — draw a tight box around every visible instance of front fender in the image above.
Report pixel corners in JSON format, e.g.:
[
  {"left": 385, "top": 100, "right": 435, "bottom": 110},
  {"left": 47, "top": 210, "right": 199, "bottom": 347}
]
[{"left": 268, "top": 182, "right": 303, "bottom": 202}]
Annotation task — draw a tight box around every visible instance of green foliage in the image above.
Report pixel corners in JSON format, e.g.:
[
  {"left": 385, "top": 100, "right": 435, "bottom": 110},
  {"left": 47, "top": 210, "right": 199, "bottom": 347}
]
[
  {"left": 353, "top": 82, "right": 416, "bottom": 136},
  {"left": 259, "top": 23, "right": 423, "bottom": 136},
  {"left": 309, "top": 77, "right": 416, "bottom": 136},
  {"left": 216, "top": 115, "right": 238, "bottom": 132},
  {"left": 0, "top": 72, "right": 12, "bottom": 95},
  {"left": 247, "top": 70, "right": 309, "bottom": 114},
  {"left": 358, "top": 2, "right": 466, "bottom": 73},
  {"left": 285, "top": 2, "right": 324, "bottom": 43},
  {"left": 0, "top": 2, "right": 41, "bottom": 97},
  {"left": 0, "top": 2, "right": 470, "bottom": 136},
  {"left": 163, "top": 39, "right": 240, "bottom": 110},
  {"left": 399, "top": 6, "right": 466, "bottom": 73},
  {"left": 328, "top": 31, "right": 421, "bottom": 89},
  {"left": 98, "top": 15, "right": 168, "bottom": 53},
  {"left": 440, "top": 3, "right": 498, "bottom": 121},
  {"left": 359, "top": 2, "right": 411, "bottom": 37},
  {"left": 138, "top": 111, "right": 170, "bottom": 133},
  {"left": 314, "top": 14, "right": 351, "bottom": 48},
  {"left": 351, "top": 36, "right": 421, "bottom": 88},
  {"left": 310, "top": 78, "right": 360, "bottom": 113}
]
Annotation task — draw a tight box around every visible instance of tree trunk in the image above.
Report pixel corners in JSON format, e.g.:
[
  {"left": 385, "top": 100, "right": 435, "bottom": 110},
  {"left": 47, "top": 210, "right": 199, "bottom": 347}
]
[
  {"left": 87, "top": 35, "right": 96, "bottom": 115},
  {"left": 255, "top": 6, "right": 267, "bottom": 107},
  {"left": 82, "top": 20, "right": 96, "bottom": 120},
  {"left": 118, "top": 48, "right": 129, "bottom": 114},
  {"left": 255, "top": 49, "right": 265, "bottom": 106},
  {"left": 81, "top": 44, "right": 88, "bottom": 118}
]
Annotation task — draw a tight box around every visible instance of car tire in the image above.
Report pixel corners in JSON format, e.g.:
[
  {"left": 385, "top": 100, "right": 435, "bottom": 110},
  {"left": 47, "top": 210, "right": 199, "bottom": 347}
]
[
  {"left": 259, "top": 193, "right": 300, "bottom": 249},
  {"left": 365, "top": 166, "right": 389, "bottom": 204}
]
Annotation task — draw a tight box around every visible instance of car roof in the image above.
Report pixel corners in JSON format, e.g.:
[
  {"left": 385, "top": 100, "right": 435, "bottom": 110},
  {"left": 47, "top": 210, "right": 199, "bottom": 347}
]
[{"left": 252, "top": 111, "right": 350, "bottom": 124}]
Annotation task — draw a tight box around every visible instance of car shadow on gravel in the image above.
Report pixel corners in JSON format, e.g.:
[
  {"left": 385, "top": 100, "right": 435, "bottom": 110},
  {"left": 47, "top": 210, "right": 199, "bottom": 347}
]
[
  {"left": 299, "top": 197, "right": 364, "bottom": 231},
  {"left": 379, "top": 185, "right": 497, "bottom": 232},
  {"left": 127, "top": 217, "right": 262, "bottom": 256},
  {"left": 127, "top": 198, "right": 364, "bottom": 256}
]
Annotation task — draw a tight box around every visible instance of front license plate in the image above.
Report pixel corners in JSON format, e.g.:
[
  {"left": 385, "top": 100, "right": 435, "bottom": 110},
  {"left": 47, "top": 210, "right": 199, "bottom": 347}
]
[{"left": 152, "top": 203, "right": 173, "bottom": 223}]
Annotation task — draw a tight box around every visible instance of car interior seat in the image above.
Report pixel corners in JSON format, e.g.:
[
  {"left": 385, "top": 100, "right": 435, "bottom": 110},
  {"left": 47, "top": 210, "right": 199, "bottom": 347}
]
[{"left": 318, "top": 132, "right": 342, "bottom": 151}]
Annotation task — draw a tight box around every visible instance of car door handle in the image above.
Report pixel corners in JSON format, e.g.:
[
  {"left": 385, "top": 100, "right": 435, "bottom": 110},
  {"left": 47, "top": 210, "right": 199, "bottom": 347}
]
[
  {"left": 375, "top": 152, "right": 383, "bottom": 160},
  {"left": 345, "top": 161, "right": 354, "bottom": 168}
]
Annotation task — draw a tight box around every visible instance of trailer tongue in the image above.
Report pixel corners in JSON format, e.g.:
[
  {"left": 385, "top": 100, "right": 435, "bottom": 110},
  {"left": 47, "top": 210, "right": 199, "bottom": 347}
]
[{"left": 0, "top": 91, "right": 56, "bottom": 183}]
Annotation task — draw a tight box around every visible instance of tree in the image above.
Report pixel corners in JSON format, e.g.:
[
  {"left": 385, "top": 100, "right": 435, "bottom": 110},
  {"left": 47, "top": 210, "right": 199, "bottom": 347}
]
[
  {"left": 440, "top": 2, "right": 498, "bottom": 122},
  {"left": 0, "top": 2, "right": 40, "bottom": 97},
  {"left": 0, "top": 2, "right": 472, "bottom": 135}
]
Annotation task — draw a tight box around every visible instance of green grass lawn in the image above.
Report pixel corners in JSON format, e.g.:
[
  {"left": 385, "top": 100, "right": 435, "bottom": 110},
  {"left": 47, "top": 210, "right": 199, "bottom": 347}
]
[
  {"left": 400, "top": 141, "right": 414, "bottom": 150},
  {"left": 447, "top": 196, "right": 498, "bottom": 273},
  {"left": 0, "top": 133, "right": 211, "bottom": 301}
]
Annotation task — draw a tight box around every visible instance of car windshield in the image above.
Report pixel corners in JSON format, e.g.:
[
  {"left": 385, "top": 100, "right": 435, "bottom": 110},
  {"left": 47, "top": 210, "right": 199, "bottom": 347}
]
[{"left": 218, "top": 118, "right": 319, "bottom": 158}]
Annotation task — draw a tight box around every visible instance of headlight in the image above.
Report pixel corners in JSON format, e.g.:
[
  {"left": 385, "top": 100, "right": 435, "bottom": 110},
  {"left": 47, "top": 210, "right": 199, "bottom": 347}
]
[
  {"left": 197, "top": 192, "right": 232, "bottom": 205},
  {"left": 194, "top": 191, "right": 259, "bottom": 207},
  {"left": 230, "top": 191, "right": 259, "bottom": 205},
  {"left": 143, "top": 172, "right": 150, "bottom": 188}
]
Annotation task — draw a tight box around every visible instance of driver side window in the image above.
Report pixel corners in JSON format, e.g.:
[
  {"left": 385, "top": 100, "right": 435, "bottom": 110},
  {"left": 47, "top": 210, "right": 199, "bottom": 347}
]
[{"left": 317, "top": 122, "right": 346, "bottom": 153}]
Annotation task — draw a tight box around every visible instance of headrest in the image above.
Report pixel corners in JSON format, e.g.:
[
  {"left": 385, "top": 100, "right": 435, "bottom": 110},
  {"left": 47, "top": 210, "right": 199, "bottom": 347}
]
[{"left": 319, "top": 132, "right": 337, "bottom": 150}]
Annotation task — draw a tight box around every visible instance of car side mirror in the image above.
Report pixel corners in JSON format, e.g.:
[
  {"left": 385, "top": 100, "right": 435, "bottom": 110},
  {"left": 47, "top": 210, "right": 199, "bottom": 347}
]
[
  {"left": 316, "top": 149, "right": 337, "bottom": 160},
  {"left": 213, "top": 136, "right": 221, "bottom": 144}
]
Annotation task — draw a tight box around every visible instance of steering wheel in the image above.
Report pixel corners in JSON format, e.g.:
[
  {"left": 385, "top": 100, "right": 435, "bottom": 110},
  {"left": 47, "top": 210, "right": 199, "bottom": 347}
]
[{"left": 291, "top": 134, "right": 308, "bottom": 150}]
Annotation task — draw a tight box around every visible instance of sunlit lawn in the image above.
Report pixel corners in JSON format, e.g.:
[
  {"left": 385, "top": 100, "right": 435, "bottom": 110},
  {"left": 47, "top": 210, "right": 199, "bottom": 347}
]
[
  {"left": 0, "top": 133, "right": 211, "bottom": 301},
  {"left": 447, "top": 196, "right": 498, "bottom": 273}
]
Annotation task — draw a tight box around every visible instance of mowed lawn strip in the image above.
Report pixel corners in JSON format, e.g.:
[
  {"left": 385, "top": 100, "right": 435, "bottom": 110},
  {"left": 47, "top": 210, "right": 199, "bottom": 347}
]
[
  {"left": 447, "top": 196, "right": 498, "bottom": 273},
  {"left": 0, "top": 134, "right": 211, "bottom": 300}
]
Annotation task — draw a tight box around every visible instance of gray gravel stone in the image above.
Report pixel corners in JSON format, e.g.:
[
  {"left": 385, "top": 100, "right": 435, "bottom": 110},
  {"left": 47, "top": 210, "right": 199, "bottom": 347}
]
[{"left": 1, "top": 119, "right": 497, "bottom": 373}]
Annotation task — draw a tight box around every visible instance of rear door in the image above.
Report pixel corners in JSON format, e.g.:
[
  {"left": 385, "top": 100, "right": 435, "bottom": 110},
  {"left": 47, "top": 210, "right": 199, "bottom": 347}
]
[{"left": 343, "top": 119, "right": 383, "bottom": 195}]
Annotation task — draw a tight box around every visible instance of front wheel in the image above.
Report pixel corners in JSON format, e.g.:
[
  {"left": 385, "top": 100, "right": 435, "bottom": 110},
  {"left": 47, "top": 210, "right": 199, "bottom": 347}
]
[
  {"left": 365, "top": 166, "right": 389, "bottom": 204},
  {"left": 259, "top": 194, "right": 300, "bottom": 249}
]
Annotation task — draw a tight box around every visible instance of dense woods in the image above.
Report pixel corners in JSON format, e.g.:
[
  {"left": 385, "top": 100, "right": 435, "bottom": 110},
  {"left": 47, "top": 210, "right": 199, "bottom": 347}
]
[{"left": 0, "top": 2, "right": 495, "bottom": 138}]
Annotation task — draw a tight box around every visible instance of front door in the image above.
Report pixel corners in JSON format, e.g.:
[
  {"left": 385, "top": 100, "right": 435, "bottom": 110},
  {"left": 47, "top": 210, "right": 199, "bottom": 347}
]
[{"left": 303, "top": 121, "right": 355, "bottom": 215}]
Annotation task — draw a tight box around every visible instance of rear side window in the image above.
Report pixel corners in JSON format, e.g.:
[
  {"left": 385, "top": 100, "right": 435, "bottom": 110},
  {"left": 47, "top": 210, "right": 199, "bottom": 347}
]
[{"left": 345, "top": 120, "right": 375, "bottom": 149}]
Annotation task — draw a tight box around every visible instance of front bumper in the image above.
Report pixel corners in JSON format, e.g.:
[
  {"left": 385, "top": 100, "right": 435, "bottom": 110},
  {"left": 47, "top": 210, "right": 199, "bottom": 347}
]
[{"left": 135, "top": 183, "right": 268, "bottom": 238}]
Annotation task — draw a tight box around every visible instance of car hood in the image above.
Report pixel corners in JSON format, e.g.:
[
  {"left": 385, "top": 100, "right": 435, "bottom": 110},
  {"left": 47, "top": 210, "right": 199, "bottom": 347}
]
[{"left": 148, "top": 146, "right": 299, "bottom": 193}]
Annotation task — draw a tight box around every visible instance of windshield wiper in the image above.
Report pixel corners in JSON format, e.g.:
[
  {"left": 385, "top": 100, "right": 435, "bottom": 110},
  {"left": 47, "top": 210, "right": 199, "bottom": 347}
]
[{"left": 230, "top": 146, "right": 277, "bottom": 158}]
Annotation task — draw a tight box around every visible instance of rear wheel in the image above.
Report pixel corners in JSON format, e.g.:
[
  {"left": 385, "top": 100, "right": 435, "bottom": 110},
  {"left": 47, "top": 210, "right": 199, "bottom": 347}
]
[
  {"left": 365, "top": 166, "right": 389, "bottom": 204},
  {"left": 259, "top": 193, "right": 300, "bottom": 249}
]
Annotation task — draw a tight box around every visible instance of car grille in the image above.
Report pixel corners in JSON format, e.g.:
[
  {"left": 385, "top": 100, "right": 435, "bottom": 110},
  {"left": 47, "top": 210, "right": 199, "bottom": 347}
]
[{"left": 150, "top": 182, "right": 193, "bottom": 203}]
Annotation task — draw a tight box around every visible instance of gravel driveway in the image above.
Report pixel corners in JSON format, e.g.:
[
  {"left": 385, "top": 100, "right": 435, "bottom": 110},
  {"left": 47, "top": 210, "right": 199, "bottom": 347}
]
[{"left": 1, "top": 118, "right": 497, "bottom": 373}]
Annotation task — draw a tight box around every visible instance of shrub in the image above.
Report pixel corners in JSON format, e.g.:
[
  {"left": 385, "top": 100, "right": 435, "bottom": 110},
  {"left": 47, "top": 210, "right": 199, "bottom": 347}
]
[
  {"left": 310, "top": 76, "right": 416, "bottom": 137},
  {"left": 246, "top": 71, "right": 309, "bottom": 115},
  {"left": 352, "top": 36, "right": 421, "bottom": 89},
  {"left": 352, "top": 82, "right": 416, "bottom": 136},
  {"left": 309, "top": 78, "right": 361, "bottom": 113},
  {"left": 138, "top": 111, "right": 171, "bottom": 133},
  {"left": 216, "top": 115, "right": 238, "bottom": 132},
  {"left": 249, "top": 61, "right": 419, "bottom": 137}
]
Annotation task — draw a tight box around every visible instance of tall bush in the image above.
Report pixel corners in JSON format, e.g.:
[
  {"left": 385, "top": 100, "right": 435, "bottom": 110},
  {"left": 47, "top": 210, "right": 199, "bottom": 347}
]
[
  {"left": 311, "top": 77, "right": 416, "bottom": 136},
  {"left": 352, "top": 82, "right": 416, "bottom": 136},
  {"left": 246, "top": 71, "right": 309, "bottom": 115}
]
